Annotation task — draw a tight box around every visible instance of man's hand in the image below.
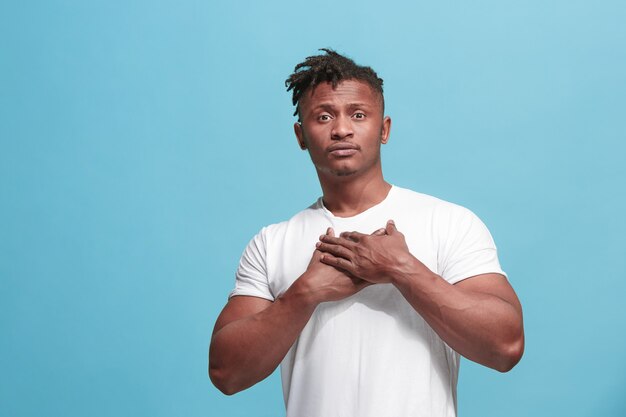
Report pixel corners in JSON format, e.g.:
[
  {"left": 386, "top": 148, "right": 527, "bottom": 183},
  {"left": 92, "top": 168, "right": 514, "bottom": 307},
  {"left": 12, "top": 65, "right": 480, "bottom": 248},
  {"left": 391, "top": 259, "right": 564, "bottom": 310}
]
[
  {"left": 297, "top": 227, "right": 372, "bottom": 303},
  {"left": 316, "top": 220, "right": 429, "bottom": 284}
]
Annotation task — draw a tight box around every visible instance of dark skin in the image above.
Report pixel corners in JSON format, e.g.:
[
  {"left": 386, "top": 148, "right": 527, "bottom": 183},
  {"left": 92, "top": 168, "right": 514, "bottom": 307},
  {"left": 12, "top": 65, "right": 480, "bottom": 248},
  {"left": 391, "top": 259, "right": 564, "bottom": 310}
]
[{"left": 209, "top": 80, "right": 524, "bottom": 395}]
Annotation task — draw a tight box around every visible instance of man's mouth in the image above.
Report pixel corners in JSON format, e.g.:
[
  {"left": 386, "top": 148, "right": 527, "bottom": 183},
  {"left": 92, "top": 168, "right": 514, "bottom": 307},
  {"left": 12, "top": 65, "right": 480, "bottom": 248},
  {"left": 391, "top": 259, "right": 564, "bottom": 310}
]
[{"left": 328, "top": 143, "right": 359, "bottom": 156}]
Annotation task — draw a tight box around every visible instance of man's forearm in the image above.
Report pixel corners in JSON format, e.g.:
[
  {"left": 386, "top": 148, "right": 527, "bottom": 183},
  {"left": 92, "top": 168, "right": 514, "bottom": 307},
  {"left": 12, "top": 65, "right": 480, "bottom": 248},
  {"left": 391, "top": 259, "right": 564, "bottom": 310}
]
[
  {"left": 391, "top": 258, "right": 524, "bottom": 372},
  {"left": 209, "top": 282, "right": 317, "bottom": 395}
]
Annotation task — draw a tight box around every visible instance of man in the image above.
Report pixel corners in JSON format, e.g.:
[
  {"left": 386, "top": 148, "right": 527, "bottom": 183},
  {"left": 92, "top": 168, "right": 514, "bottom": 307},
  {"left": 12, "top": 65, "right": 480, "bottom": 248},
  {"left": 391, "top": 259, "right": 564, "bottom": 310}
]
[{"left": 209, "top": 49, "right": 524, "bottom": 417}]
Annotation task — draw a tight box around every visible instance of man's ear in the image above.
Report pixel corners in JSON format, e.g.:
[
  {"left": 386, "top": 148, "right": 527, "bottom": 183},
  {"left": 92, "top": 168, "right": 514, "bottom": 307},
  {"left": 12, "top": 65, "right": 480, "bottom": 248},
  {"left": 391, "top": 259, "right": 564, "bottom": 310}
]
[
  {"left": 294, "top": 122, "right": 307, "bottom": 150},
  {"left": 380, "top": 116, "right": 391, "bottom": 144}
]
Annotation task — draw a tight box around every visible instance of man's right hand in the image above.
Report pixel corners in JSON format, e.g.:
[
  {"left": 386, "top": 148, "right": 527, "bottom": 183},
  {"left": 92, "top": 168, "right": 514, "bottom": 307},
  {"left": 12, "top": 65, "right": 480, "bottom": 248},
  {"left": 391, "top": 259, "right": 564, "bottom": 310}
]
[{"left": 296, "top": 228, "right": 372, "bottom": 305}]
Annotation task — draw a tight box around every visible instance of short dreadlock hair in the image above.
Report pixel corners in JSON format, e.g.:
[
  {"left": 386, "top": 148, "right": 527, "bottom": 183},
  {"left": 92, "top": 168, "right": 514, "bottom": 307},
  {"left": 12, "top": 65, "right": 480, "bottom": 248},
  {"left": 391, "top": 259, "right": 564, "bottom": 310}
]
[{"left": 285, "top": 48, "right": 384, "bottom": 118}]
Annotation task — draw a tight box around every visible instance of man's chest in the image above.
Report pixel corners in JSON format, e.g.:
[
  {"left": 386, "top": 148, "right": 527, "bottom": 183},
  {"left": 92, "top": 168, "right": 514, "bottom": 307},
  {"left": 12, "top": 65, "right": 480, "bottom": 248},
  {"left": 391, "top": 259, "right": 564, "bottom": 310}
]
[{"left": 264, "top": 213, "right": 440, "bottom": 298}]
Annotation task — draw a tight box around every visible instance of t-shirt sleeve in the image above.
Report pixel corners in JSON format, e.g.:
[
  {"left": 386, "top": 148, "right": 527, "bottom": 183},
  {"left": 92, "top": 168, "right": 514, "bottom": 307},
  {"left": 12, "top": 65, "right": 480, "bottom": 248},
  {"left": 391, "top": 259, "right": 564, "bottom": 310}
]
[
  {"left": 229, "top": 228, "right": 275, "bottom": 301},
  {"left": 437, "top": 205, "right": 507, "bottom": 285}
]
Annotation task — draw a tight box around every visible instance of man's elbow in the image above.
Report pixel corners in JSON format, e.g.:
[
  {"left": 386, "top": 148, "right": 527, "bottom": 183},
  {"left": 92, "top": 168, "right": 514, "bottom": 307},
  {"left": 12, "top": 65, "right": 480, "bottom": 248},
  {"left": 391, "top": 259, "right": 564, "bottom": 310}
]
[
  {"left": 494, "top": 336, "right": 524, "bottom": 373},
  {"left": 209, "top": 364, "right": 243, "bottom": 396}
]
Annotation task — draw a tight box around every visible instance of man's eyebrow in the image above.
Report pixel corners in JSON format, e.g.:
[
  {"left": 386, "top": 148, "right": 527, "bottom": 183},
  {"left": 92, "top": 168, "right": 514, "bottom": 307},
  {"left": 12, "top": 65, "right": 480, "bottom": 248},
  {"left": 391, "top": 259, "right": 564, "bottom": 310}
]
[
  {"left": 346, "top": 103, "right": 374, "bottom": 110},
  {"left": 310, "top": 103, "right": 335, "bottom": 111},
  {"left": 310, "top": 102, "right": 374, "bottom": 111}
]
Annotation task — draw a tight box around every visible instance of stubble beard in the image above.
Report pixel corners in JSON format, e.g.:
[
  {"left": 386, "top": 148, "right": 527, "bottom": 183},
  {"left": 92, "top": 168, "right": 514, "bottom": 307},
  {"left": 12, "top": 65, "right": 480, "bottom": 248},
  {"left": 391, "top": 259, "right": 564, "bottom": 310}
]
[{"left": 323, "top": 136, "right": 383, "bottom": 178}]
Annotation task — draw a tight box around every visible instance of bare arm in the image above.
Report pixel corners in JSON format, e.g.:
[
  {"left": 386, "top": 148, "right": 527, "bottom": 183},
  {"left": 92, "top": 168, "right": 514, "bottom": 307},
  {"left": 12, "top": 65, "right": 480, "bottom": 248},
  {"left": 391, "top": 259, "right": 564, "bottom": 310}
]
[
  {"left": 316, "top": 220, "right": 524, "bottom": 372},
  {"left": 209, "top": 288, "right": 314, "bottom": 395},
  {"left": 393, "top": 269, "right": 523, "bottom": 372},
  {"left": 209, "top": 229, "right": 371, "bottom": 395}
]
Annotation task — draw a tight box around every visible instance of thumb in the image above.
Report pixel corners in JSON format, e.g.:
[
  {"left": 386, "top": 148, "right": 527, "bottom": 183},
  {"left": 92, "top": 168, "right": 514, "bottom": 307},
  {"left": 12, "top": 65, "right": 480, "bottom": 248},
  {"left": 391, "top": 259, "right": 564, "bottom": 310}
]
[
  {"left": 385, "top": 219, "right": 397, "bottom": 235},
  {"left": 371, "top": 227, "right": 387, "bottom": 236}
]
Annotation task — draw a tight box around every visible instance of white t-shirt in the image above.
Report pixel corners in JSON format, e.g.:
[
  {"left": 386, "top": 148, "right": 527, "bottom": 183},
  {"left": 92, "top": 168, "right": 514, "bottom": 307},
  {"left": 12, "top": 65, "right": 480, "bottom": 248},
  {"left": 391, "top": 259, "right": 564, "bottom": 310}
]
[{"left": 231, "top": 185, "right": 506, "bottom": 417}]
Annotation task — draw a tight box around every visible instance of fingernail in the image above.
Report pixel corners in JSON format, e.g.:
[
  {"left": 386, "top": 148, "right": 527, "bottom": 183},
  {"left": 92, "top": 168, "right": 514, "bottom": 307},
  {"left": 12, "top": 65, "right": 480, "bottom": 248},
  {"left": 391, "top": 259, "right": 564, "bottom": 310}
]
[{"left": 316, "top": 241, "right": 321, "bottom": 247}]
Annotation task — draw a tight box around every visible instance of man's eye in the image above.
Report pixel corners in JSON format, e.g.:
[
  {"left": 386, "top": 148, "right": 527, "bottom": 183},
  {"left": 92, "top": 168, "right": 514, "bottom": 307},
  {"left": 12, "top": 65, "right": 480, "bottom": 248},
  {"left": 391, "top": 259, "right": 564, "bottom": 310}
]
[
  {"left": 353, "top": 112, "right": 366, "bottom": 119},
  {"left": 318, "top": 114, "right": 331, "bottom": 121}
]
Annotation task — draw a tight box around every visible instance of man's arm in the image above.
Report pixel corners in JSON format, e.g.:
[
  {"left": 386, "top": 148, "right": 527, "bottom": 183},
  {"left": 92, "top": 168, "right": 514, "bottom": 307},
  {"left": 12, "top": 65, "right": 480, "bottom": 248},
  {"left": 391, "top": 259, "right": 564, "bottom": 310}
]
[
  {"left": 316, "top": 220, "right": 524, "bottom": 372},
  {"left": 209, "top": 229, "right": 371, "bottom": 395},
  {"left": 209, "top": 289, "right": 314, "bottom": 395},
  {"left": 394, "top": 271, "right": 523, "bottom": 372}
]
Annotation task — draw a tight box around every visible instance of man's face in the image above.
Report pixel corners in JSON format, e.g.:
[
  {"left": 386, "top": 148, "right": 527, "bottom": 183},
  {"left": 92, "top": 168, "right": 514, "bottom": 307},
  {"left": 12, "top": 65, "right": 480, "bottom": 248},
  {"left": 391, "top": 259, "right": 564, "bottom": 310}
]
[{"left": 294, "top": 79, "right": 391, "bottom": 180}]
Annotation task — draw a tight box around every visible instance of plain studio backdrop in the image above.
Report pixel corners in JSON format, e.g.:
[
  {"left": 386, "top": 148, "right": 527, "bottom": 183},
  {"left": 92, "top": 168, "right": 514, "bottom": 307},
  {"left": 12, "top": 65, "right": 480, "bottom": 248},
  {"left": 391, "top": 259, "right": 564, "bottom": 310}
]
[{"left": 1, "top": 1, "right": 625, "bottom": 416}]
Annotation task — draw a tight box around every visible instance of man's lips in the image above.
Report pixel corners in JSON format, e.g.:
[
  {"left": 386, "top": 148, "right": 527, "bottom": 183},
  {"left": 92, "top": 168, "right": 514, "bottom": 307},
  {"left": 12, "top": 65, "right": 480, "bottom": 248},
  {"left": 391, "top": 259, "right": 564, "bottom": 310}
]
[{"left": 327, "top": 143, "right": 359, "bottom": 156}]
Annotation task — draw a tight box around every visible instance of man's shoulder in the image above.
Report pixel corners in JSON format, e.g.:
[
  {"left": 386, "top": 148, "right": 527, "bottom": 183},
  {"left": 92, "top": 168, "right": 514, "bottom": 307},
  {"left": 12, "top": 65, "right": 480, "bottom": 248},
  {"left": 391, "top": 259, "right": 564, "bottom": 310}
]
[
  {"left": 392, "top": 185, "right": 441, "bottom": 204},
  {"left": 255, "top": 199, "right": 324, "bottom": 239},
  {"left": 392, "top": 185, "right": 469, "bottom": 213}
]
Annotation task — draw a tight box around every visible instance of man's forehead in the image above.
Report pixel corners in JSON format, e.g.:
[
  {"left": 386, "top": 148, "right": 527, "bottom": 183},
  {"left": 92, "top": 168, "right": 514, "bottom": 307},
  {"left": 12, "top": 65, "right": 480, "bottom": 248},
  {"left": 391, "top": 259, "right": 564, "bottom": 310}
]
[{"left": 301, "top": 79, "right": 382, "bottom": 107}]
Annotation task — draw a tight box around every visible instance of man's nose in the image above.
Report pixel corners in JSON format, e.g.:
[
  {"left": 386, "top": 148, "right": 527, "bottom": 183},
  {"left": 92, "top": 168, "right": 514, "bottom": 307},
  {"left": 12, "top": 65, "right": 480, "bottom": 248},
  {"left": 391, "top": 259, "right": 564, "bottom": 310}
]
[{"left": 331, "top": 116, "right": 353, "bottom": 140}]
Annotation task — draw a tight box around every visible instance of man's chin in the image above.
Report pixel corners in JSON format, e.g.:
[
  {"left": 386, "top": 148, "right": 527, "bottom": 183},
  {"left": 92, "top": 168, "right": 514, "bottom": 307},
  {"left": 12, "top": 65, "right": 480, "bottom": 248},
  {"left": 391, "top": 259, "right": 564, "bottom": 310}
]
[
  {"left": 316, "top": 164, "right": 358, "bottom": 178},
  {"left": 334, "top": 170, "right": 357, "bottom": 177}
]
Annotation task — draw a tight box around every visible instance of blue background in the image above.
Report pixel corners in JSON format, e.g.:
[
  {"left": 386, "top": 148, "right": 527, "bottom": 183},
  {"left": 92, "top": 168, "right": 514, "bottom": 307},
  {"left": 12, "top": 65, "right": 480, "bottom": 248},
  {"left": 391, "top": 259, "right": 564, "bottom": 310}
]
[{"left": 2, "top": 1, "right": 625, "bottom": 416}]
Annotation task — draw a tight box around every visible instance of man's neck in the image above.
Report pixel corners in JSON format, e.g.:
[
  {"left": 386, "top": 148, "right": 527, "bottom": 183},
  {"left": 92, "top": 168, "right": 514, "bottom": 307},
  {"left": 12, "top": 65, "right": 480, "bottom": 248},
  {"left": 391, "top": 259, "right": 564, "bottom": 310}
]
[{"left": 319, "top": 173, "right": 391, "bottom": 218}]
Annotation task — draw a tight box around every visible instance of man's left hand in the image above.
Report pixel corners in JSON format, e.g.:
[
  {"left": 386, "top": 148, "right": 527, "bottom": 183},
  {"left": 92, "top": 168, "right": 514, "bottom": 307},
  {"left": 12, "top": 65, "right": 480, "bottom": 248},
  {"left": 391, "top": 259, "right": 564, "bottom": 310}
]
[{"left": 316, "top": 220, "right": 429, "bottom": 284}]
